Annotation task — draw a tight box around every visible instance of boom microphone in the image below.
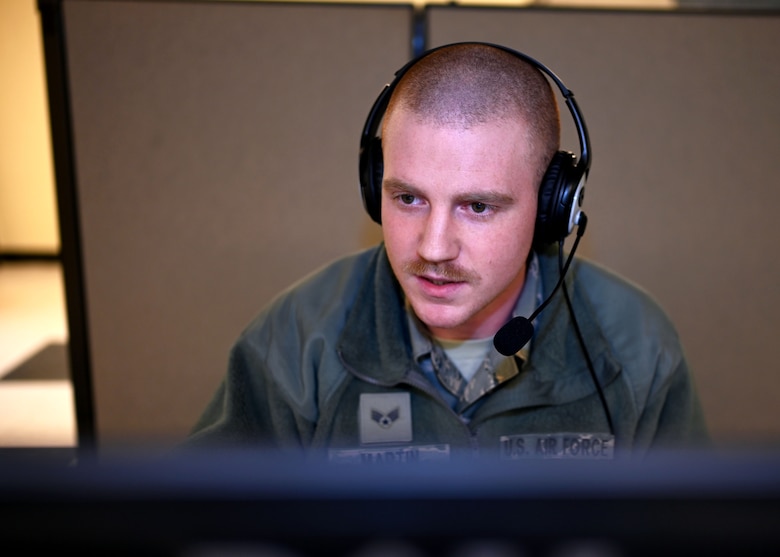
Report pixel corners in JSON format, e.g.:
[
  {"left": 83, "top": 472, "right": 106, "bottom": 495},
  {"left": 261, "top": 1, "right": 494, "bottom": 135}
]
[{"left": 493, "top": 213, "right": 588, "bottom": 356}]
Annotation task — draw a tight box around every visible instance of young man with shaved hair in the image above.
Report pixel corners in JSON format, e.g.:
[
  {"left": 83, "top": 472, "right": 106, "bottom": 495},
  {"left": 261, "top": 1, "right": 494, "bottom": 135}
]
[{"left": 188, "top": 43, "right": 707, "bottom": 461}]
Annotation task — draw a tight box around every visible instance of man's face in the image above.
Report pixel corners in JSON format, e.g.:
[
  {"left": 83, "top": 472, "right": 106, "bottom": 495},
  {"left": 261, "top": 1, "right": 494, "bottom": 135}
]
[{"left": 381, "top": 108, "right": 539, "bottom": 341}]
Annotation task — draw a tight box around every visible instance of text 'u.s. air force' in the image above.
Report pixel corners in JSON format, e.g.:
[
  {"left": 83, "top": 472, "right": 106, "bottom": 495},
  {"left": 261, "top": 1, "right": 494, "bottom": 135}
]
[{"left": 500, "top": 433, "right": 615, "bottom": 460}]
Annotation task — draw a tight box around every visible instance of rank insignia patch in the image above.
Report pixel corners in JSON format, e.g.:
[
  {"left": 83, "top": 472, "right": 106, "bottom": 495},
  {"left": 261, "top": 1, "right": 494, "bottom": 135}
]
[
  {"left": 359, "top": 392, "right": 412, "bottom": 445},
  {"left": 371, "top": 407, "right": 400, "bottom": 429}
]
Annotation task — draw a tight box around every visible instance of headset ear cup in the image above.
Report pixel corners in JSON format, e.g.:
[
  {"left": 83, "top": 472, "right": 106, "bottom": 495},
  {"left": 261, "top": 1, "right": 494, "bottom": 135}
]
[
  {"left": 535, "top": 151, "right": 578, "bottom": 246},
  {"left": 371, "top": 138, "right": 384, "bottom": 222},
  {"left": 360, "top": 137, "right": 384, "bottom": 224}
]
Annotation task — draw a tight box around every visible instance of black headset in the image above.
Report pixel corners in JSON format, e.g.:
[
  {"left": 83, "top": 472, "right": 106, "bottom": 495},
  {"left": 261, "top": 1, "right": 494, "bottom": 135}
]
[{"left": 358, "top": 42, "right": 591, "bottom": 246}]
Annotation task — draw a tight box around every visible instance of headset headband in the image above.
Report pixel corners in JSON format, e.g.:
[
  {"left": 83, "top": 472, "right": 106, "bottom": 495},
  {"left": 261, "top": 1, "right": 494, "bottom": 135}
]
[{"left": 359, "top": 42, "right": 591, "bottom": 180}]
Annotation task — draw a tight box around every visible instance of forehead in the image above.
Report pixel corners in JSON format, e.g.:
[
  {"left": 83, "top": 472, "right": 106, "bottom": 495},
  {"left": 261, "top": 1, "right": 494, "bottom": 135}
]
[{"left": 382, "top": 109, "right": 536, "bottom": 193}]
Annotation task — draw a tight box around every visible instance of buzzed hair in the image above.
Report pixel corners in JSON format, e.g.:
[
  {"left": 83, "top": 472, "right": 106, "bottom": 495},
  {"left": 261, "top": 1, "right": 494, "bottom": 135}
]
[{"left": 384, "top": 43, "right": 561, "bottom": 186}]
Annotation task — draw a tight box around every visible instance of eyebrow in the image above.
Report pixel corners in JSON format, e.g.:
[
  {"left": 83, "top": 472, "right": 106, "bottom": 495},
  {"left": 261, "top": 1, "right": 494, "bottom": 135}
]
[
  {"left": 454, "top": 190, "right": 516, "bottom": 207},
  {"left": 383, "top": 177, "right": 516, "bottom": 206},
  {"left": 382, "top": 177, "right": 418, "bottom": 194}
]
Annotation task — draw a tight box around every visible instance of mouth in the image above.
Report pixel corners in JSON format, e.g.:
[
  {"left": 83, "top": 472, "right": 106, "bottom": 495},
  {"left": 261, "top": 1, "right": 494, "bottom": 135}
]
[
  {"left": 422, "top": 276, "right": 460, "bottom": 286},
  {"left": 412, "top": 273, "right": 470, "bottom": 300}
]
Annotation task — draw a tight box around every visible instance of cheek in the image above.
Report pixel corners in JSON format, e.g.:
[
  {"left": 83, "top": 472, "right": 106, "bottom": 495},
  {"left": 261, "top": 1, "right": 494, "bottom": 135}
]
[
  {"left": 381, "top": 195, "right": 424, "bottom": 244},
  {"left": 481, "top": 216, "right": 536, "bottom": 271},
  {"left": 491, "top": 204, "right": 537, "bottom": 247},
  {"left": 381, "top": 210, "right": 412, "bottom": 263}
]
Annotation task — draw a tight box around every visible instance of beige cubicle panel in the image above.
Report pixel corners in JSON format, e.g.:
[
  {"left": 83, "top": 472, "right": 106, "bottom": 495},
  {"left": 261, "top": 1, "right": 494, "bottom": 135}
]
[
  {"left": 429, "top": 6, "right": 780, "bottom": 444},
  {"left": 51, "top": 0, "right": 408, "bottom": 446}
]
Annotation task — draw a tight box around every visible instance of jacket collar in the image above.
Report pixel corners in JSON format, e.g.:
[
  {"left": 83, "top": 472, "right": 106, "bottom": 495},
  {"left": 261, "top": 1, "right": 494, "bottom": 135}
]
[
  {"left": 337, "top": 245, "right": 411, "bottom": 385},
  {"left": 474, "top": 245, "right": 622, "bottom": 418}
]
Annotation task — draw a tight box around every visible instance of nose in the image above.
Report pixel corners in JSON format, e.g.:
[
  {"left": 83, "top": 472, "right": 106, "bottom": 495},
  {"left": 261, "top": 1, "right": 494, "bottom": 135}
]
[{"left": 417, "top": 206, "right": 458, "bottom": 263}]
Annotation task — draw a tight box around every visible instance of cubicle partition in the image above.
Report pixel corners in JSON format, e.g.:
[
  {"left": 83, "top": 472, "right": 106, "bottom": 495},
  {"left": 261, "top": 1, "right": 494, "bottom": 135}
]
[
  {"left": 40, "top": 0, "right": 410, "bottom": 447},
  {"left": 40, "top": 0, "right": 780, "bottom": 448}
]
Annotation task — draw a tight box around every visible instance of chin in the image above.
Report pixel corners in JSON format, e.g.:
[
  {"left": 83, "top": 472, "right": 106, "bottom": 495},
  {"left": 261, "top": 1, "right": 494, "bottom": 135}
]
[{"left": 410, "top": 304, "right": 470, "bottom": 335}]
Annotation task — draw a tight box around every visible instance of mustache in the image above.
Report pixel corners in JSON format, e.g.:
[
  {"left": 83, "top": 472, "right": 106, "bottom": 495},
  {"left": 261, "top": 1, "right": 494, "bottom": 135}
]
[{"left": 402, "top": 259, "right": 480, "bottom": 283}]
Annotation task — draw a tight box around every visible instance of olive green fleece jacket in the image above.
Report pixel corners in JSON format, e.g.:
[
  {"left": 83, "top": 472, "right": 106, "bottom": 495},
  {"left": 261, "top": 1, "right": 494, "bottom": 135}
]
[{"left": 187, "top": 244, "right": 708, "bottom": 459}]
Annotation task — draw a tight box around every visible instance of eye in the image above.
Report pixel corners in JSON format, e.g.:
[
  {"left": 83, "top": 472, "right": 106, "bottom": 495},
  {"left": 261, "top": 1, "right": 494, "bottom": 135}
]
[
  {"left": 463, "top": 200, "right": 498, "bottom": 218},
  {"left": 400, "top": 193, "right": 416, "bottom": 205}
]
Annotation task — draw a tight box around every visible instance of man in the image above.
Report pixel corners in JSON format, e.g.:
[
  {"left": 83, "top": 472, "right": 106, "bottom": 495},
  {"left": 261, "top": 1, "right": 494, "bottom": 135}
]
[{"left": 187, "top": 43, "right": 708, "bottom": 461}]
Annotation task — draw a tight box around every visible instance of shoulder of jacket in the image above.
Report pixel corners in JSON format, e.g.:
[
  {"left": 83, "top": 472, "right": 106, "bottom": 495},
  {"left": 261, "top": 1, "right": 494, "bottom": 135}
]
[
  {"left": 228, "top": 246, "right": 383, "bottom": 422},
  {"left": 572, "top": 257, "right": 676, "bottom": 336},
  {"left": 242, "top": 246, "right": 380, "bottom": 336},
  {"left": 570, "top": 257, "right": 689, "bottom": 407}
]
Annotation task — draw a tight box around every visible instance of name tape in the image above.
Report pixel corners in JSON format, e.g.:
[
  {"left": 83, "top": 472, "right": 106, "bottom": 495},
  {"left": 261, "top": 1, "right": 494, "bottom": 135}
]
[{"left": 328, "top": 444, "right": 451, "bottom": 465}]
